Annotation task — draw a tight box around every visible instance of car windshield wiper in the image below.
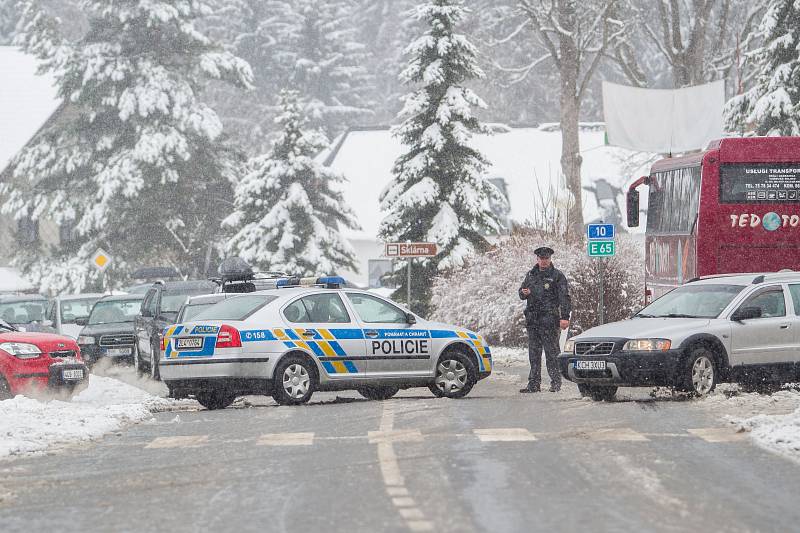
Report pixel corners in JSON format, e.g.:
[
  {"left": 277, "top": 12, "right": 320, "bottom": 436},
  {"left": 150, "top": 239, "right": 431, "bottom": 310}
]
[
  {"left": 654, "top": 313, "right": 702, "bottom": 318},
  {"left": 633, "top": 313, "right": 656, "bottom": 318}
]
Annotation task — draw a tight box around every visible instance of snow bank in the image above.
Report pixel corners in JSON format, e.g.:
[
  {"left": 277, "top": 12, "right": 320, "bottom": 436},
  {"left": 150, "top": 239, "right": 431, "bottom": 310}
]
[
  {"left": 489, "top": 346, "right": 528, "bottom": 367},
  {"left": 701, "top": 385, "right": 800, "bottom": 463},
  {"left": 0, "top": 375, "right": 194, "bottom": 459},
  {"left": 737, "top": 406, "right": 800, "bottom": 462}
]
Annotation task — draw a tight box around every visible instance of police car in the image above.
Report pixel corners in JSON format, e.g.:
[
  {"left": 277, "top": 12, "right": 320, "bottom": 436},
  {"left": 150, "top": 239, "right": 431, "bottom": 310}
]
[{"left": 159, "top": 277, "right": 492, "bottom": 409}]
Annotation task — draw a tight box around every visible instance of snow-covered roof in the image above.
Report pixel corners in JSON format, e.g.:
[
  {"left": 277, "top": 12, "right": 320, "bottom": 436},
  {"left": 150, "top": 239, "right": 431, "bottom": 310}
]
[
  {"left": 0, "top": 47, "right": 61, "bottom": 176},
  {"left": 324, "top": 124, "right": 649, "bottom": 239}
]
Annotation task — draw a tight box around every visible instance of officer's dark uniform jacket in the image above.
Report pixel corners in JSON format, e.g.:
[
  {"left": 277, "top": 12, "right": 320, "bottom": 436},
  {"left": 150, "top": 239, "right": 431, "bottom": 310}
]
[{"left": 518, "top": 264, "right": 571, "bottom": 327}]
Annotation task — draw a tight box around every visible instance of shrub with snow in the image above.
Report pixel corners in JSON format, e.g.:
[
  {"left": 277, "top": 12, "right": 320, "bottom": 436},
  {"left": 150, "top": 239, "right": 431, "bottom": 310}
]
[{"left": 429, "top": 228, "right": 645, "bottom": 347}]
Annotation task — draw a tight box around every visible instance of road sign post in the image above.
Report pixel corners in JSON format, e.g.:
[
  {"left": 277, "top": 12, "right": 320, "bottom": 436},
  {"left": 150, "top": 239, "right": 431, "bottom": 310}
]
[
  {"left": 384, "top": 242, "right": 438, "bottom": 312},
  {"left": 586, "top": 224, "right": 616, "bottom": 325}
]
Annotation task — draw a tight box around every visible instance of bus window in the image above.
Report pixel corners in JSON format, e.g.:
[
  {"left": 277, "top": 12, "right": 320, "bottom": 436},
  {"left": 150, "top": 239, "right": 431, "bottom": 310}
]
[{"left": 647, "top": 166, "right": 701, "bottom": 234}]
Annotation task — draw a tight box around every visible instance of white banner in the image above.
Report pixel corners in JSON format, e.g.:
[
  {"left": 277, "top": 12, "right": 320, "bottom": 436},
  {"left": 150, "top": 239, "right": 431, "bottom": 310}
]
[{"left": 602, "top": 80, "right": 724, "bottom": 154}]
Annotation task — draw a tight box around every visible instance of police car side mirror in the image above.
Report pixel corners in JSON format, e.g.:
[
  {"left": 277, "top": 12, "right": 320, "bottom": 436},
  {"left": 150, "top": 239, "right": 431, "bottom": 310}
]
[
  {"left": 75, "top": 317, "right": 88, "bottom": 326},
  {"left": 405, "top": 312, "right": 416, "bottom": 325}
]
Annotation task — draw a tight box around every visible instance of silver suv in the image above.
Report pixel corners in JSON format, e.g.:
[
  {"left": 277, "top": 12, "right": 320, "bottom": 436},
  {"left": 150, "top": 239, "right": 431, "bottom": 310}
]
[{"left": 558, "top": 271, "right": 800, "bottom": 400}]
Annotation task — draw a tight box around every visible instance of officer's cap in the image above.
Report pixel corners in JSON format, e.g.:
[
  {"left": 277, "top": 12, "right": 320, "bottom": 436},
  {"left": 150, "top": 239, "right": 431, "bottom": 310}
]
[{"left": 534, "top": 246, "right": 555, "bottom": 258}]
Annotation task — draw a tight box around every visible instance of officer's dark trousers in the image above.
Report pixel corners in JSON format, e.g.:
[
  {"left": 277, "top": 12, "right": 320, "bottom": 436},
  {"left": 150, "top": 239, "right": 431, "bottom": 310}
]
[{"left": 526, "top": 323, "right": 562, "bottom": 390}]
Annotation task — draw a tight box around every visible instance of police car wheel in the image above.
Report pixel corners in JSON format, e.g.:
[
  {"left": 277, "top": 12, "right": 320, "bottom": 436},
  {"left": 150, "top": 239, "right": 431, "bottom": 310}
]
[
  {"left": 357, "top": 386, "right": 400, "bottom": 401},
  {"left": 272, "top": 356, "right": 317, "bottom": 406},
  {"left": 433, "top": 351, "right": 476, "bottom": 399},
  {"left": 195, "top": 391, "right": 237, "bottom": 410}
]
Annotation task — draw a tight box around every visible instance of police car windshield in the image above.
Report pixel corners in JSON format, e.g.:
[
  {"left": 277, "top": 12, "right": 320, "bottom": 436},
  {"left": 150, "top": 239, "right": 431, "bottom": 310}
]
[
  {"left": 192, "top": 295, "right": 277, "bottom": 321},
  {"left": 635, "top": 284, "right": 743, "bottom": 319}
]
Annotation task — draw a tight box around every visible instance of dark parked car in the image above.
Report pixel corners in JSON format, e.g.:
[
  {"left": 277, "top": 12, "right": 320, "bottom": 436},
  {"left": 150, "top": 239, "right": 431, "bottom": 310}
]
[
  {"left": 76, "top": 294, "right": 145, "bottom": 367},
  {"left": 134, "top": 280, "right": 217, "bottom": 379}
]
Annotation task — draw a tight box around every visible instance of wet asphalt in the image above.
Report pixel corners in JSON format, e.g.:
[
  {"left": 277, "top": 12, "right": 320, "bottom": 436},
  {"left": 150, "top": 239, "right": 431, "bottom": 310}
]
[{"left": 1, "top": 364, "right": 799, "bottom": 533}]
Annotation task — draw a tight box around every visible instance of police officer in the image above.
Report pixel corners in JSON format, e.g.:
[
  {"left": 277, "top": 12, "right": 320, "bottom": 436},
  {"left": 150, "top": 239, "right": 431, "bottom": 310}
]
[{"left": 518, "top": 246, "right": 571, "bottom": 393}]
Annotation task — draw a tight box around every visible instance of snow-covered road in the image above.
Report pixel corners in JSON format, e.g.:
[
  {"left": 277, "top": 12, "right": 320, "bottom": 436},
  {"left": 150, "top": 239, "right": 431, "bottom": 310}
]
[
  {"left": 492, "top": 346, "right": 800, "bottom": 464},
  {"left": 1, "top": 348, "right": 799, "bottom": 465}
]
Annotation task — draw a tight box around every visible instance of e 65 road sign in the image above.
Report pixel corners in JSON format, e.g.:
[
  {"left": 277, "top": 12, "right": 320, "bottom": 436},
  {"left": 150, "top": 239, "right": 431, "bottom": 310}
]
[{"left": 588, "top": 241, "right": 615, "bottom": 257}]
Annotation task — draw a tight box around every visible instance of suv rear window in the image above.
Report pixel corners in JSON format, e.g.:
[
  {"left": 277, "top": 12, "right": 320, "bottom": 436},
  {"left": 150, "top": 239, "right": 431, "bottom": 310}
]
[{"left": 192, "top": 295, "right": 277, "bottom": 321}]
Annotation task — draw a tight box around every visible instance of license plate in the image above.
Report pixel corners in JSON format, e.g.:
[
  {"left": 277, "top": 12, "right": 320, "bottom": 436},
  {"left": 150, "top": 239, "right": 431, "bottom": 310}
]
[
  {"left": 62, "top": 369, "right": 84, "bottom": 380},
  {"left": 575, "top": 360, "right": 606, "bottom": 371},
  {"left": 176, "top": 337, "right": 203, "bottom": 350},
  {"left": 104, "top": 347, "right": 131, "bottom": 357}
]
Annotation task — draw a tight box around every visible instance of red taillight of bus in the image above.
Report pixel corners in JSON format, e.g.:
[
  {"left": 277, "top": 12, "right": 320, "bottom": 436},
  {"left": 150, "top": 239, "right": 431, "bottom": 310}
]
[{"left": 216, "top": 324, "right": 242, "bottom": 349}]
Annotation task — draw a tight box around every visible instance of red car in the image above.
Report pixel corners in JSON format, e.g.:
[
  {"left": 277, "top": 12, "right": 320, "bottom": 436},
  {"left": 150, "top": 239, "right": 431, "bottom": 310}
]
[{"left": 0, "top": 318, "right": 89, "bottom": 400}]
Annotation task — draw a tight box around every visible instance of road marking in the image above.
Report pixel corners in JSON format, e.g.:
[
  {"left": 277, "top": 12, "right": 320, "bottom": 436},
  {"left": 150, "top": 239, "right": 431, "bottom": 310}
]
[
  {"left": 399, "top": 508, "right": 425, "bottom": 519},
  {"left": 369, "top": 429, "right": 424, "bottom": 444},
  {"left": 588, "top": 428, "right": 649, "bottom": 442},
  {"left": 474, "top": 428, "right": 537, "bottom": 442},
  {"left": 256, "top": 433, "right": 314, "bottom": 446},
  {"left": 145, "top": 436, "right": 208, "bottom": 449},
  {"left": 392, "top": 497, "right": 416, "bottom": 507},
  {"left": 688, "top": 428, "right": 747, "bottom": 443},
  {"left": 375, "top": 401, "right": 434, "bottom": 532},
  {"left": 407, "top": 520, "right": 434, "bottom": 531}
]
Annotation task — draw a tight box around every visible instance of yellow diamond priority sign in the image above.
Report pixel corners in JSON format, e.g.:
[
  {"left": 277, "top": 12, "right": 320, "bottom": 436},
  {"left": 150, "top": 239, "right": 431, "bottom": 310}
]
[{"left": 91, "top": 248, "right": 112, "bottom": 272}]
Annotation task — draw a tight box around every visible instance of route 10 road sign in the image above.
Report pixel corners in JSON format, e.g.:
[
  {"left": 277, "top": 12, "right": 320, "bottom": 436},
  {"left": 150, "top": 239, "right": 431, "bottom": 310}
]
[
  {"left": 384, "top": 242, "right": 438, "bottom": 258},
  {"left": 587, "top": 240, "right": 615, "bottom": 257},
  {"left": 587, "top": 223, "right": 615, "bottom": 240}
]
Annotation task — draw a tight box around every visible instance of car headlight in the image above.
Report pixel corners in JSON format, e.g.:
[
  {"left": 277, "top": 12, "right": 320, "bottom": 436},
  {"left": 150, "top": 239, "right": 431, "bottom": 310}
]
[
  {"left": 0, "top": 342, "right": 43, "bottom": 359},
  {"left": 77, "top": 335, "right": 96, "bottom": 345},
  {"left": 623, "top": 339, "right": 671, "bottom": 351},
  {"left": 563, "top": 339, "right": 575, "bottom": 353}
]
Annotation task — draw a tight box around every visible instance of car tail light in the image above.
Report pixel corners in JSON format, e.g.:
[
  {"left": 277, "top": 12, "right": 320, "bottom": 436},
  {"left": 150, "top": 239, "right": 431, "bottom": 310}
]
[
  {"left": 216, "top": 325, "right": 241, "bottom": 349},
  {"left": 161, "top": 337, "right": 168, "bottom": 352}
]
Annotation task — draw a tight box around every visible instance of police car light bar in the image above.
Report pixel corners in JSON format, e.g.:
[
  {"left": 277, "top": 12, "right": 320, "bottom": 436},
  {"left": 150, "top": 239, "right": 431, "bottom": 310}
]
[{"left": 275, "top": 276, "right": 346, "bottom": 289}]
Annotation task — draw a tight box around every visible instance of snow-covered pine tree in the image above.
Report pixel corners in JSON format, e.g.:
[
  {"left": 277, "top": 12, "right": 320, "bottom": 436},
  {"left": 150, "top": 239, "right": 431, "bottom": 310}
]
[
  {"left": 379, "top": 0, "right": 504, "bottom": 315},
  {"left": 263, "top": 0, "right": 374, "bottom": 138},
  {"left": 225, "top": 90, "right": 359, "bottom": 276},
  {"left": 2, "top": 0, "right": 253, "bottom": 293},
  {"left": 725, "top": 0, "right": 800, "bottom": 135}
]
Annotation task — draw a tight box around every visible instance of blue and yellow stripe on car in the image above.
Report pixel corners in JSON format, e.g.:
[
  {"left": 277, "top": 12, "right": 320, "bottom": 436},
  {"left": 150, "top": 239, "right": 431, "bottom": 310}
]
[
  {"left": 272, "top": 328, "right": 356, "bottom": 374},
  {"left": 457, "top": 331, "right": 492, "bottom": 372}
]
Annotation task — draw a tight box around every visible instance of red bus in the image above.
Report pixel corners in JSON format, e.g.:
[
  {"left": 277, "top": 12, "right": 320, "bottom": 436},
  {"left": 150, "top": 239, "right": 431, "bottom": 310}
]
[{"left": 627, "top": 137, "right": 800, "bottom": 302}]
